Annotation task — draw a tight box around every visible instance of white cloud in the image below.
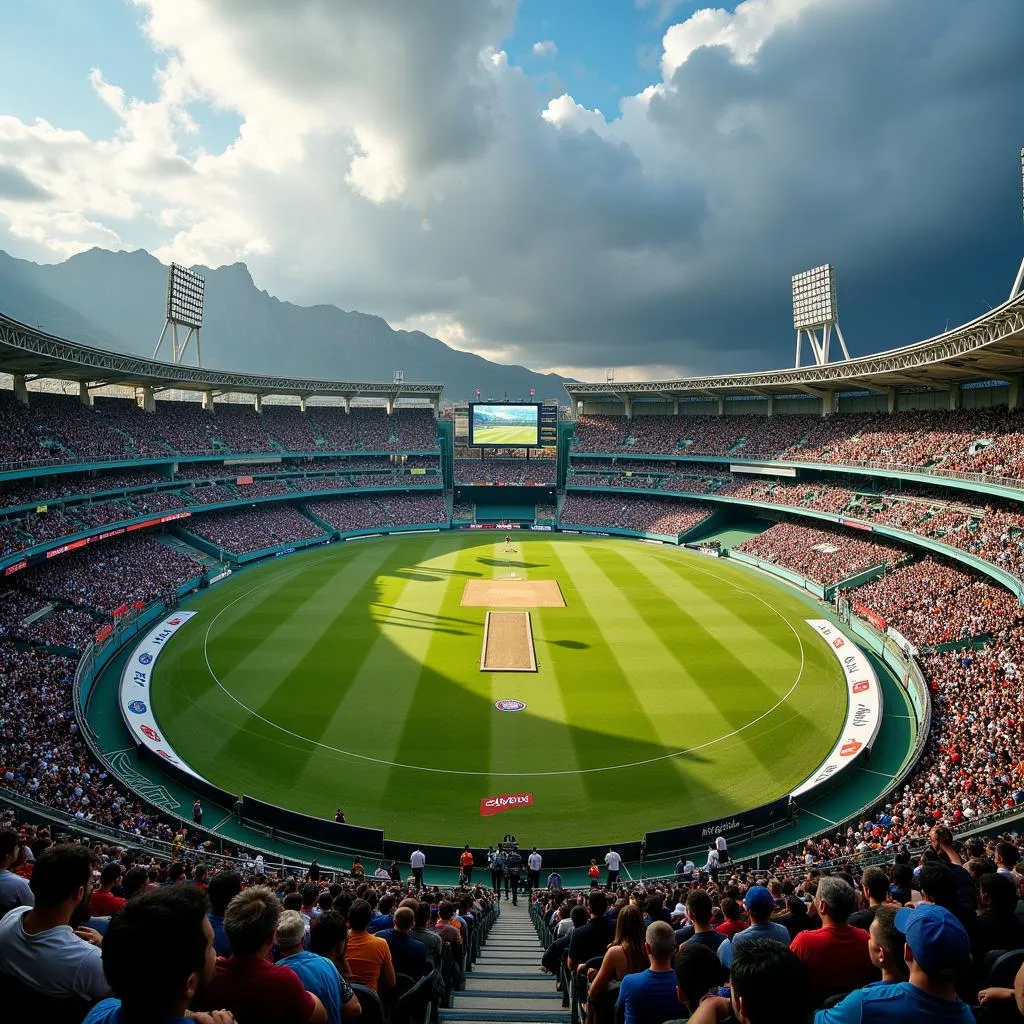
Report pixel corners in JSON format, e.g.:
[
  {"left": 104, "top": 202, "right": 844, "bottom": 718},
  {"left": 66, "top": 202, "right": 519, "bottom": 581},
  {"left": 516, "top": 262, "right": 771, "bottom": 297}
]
[
  {"left": 0, "top": 0, "right": 1020, "bottom": 378},
  {"left": 541, "top": 94, "right": 608, "bottom": 134},
  {"left": 531, "top": 39, "right": 558, "bottom": 57},
  {"left": 661, "top": 0, "right": 823, "bottom": 77}
]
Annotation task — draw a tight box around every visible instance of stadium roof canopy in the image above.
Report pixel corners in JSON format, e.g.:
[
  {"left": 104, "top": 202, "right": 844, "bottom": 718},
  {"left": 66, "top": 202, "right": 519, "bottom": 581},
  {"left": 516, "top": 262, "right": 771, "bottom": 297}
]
[
  {"left": 0, "top": 311, "right": 444, "bottom": 401},
  {"left": 565, "top": 291, "right": 1024, "bottom": 403}
]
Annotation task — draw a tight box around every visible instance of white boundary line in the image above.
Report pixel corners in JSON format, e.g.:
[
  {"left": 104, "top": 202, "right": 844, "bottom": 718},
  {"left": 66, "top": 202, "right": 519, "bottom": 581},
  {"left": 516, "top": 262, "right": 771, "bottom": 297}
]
[{"left": 189, "top": 536, "right": 821, "bottom": 778}]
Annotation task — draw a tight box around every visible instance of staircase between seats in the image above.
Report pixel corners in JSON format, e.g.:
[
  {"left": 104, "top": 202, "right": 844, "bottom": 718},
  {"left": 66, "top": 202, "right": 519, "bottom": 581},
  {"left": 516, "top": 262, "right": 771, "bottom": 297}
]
[{"left": 440, "top": 901, "right": 569, "bottom": 1024}]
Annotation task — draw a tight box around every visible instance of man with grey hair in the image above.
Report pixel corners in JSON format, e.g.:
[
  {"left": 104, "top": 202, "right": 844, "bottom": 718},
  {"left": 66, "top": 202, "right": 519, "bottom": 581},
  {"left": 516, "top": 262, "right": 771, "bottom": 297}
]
[
  {"left": 615, "top": 920, "right": 681, "bottom": 1024},
  {"left": 194, "top": 886, "right": 327, "bottom": 1024},
  {"left": 278, "top": 909, "right": 360, "bottom": 1024},
  {"left": 790, "top": 874, "right": 878, "bottom": 1006}
]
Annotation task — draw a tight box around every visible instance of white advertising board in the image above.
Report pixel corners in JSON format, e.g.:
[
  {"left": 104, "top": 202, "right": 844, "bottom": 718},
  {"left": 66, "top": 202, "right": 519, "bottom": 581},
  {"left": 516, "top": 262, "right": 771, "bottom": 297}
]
[
  {"left": 791, "top": 619, "right": 883, "bottom": 797},
  {"left": 119, "top": 612, "right": 210, "bottom": 782}
]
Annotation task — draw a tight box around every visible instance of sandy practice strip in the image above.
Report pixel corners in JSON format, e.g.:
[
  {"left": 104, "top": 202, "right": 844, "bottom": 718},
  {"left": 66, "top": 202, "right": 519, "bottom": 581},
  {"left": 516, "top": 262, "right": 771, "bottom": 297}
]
[
  {"left": 481, "top": 611, "right": 537, "bottom": 672},
  {"left": 462, "top": 578, "right": 565, "bottom": 608}
]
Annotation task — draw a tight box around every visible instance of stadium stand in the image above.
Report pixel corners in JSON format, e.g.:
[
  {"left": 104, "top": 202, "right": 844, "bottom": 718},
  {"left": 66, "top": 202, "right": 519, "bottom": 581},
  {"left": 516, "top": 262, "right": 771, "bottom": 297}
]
[
  {"left": 455, "top": 459, "right": 556, "bottom": 484},
  {"left": 8, "top": 298, "right": 1024, "bottom": 1024},
  {"left": 571, "top": 407, "right": 1024, "bottom": 482},
  {"left": 559, "top": 493, "right": 715, "bottom": 537}
]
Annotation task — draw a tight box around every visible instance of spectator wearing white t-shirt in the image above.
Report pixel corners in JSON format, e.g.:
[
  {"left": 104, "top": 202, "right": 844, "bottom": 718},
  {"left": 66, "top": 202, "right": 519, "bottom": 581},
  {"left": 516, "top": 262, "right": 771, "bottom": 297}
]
[
  {"left": 410, "top": 849, "right": 426, "bottom": 889},
  {"left": 704, "top": 846, "right": 720, "bottom": 880},
  {"left": 0, "top": 843, "right": 108, "bottom": 1003},
  {"left": 527, "top": 849, "right": 542, "bottom": 891},
  {"left": 715, "top": 834, "right": 729, "bottom": 863},
  {"left": 604, "top": 848, "right": 622, "bottom": 888}
]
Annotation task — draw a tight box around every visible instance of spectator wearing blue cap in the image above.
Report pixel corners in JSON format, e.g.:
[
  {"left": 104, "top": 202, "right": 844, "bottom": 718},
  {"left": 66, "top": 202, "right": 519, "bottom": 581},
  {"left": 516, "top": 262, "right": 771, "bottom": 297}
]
[
  {"left": 813, "top": 903, "right": 974, "bottom": 1023},
  {"left": 718, "top": 886, "right": 791, "bottom": 968}
]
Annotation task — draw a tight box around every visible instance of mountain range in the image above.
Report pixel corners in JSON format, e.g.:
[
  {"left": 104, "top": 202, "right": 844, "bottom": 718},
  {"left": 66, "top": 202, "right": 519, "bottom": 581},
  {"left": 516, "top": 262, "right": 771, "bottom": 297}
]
[{"left": 0, "top": 248, "right": 571, "bottom": 402}]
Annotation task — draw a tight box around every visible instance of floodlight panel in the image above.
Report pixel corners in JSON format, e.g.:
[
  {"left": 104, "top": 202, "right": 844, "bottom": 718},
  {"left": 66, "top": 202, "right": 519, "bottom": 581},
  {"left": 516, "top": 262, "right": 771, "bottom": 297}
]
[
  {"left": 166, "top": 263, "right": 205, "bottom": 329},
  {"left": 791, "top": 263, "right": 836, "bottom": 330}
]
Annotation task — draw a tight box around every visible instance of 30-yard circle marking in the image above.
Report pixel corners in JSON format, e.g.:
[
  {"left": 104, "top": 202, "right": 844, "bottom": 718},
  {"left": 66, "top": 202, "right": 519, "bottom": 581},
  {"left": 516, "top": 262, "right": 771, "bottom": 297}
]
[{"left": 195, "top": 542, "right": 813, "bottom": 778}]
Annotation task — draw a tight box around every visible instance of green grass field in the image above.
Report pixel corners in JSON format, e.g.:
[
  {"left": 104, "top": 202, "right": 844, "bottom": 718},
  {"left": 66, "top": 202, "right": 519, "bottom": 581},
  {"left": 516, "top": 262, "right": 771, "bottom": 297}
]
[
  {"left": 472, "top": 424, "right": 538, "bottom": 445},
  {"left": 152, "top": 533, "right": 846, "bottom": 846}
]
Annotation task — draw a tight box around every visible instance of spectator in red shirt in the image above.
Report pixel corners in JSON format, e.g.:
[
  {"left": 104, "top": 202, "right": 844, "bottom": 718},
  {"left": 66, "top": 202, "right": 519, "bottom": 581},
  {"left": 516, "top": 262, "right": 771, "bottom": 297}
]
[
  {"left": 89, "top": 863, "right": 127, "bottom": 918},
  {"left": 715, "top": 898, "right": 747, "bottom": 940},
  {"left": 790, "top": 876, "right": 879, "bottom": 1007},
  {"left": 194, "top": 885, "right": 327, "bottom": 1024}
]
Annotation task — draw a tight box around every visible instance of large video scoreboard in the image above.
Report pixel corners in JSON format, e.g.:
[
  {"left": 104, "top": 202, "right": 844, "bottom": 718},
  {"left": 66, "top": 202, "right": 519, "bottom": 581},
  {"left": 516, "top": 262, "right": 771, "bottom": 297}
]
[{"left": 469, "top": 403, "right": 541, "bottom": 447}]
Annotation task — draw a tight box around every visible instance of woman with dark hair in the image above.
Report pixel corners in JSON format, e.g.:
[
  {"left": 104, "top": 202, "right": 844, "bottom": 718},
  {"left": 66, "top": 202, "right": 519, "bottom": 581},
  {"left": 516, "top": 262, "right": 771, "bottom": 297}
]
[{"left": 584, "top": 903, "right": 648, "bottom": 1024}]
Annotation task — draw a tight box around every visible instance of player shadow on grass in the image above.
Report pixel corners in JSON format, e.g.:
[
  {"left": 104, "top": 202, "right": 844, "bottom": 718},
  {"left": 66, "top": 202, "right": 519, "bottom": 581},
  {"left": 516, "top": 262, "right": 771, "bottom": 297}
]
[
  {"left": 385, "top": 566, "right": 484, "bottom": 582},
  {"left": 546, "top": 639, "right": 590, "bottom": 650},
  {"left": 476, "top": 557, "right": 546, "bottom": 569}
]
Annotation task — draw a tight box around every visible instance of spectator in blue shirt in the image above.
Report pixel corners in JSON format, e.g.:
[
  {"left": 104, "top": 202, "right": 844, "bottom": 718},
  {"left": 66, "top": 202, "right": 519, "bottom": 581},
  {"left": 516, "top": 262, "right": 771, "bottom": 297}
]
[
  {"left": 368, "top": 893, "right": 395, "bottom": 934},
  {"left": 616, "top": 921, "right": 680, "bottom": 1024},
  {"left": 277, "top": 910, "right": 360, "bottom": 1024},
  {"left": 814, "top": 904, "right": 975, "bottom": 1023},
  {"left": 377, "top": 906, "right": 428, "bottom": 980},
  {"left": 719, "top": 886, "right": 792, "bottom": 968}
]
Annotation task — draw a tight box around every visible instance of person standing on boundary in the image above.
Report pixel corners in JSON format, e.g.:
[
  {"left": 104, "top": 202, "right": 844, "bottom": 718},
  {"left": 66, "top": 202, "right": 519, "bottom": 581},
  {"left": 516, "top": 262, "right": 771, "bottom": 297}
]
[
  {"left": 459, "top": 845, "right": 474, "bottom": 884},
  {"left": 505, "top": 847, "right": 523, "bottom": 905},
  {"left": 410, "top": 848, "right": 425, "bottom": 890},
  {"left": 491, "top": 847, "right": 505, "bottom": 896},
  {"left": 193, "top": 798, "right": 202, "bottom": 825},
  {"left": 605, "top": 847, "right": 622, "bottom": 889},
  {"left": 527, "top": 847, "right": 542, "bottom": 892}
]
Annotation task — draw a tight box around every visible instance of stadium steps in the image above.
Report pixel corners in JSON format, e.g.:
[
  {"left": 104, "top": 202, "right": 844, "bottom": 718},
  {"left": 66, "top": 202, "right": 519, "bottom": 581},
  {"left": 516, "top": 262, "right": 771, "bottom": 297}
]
[
  {"left": 152, "top": 532, "right": 220, "bottom": 568},
  {"left": 440, "top": 902, "right": 569, "bottom": 1024}
]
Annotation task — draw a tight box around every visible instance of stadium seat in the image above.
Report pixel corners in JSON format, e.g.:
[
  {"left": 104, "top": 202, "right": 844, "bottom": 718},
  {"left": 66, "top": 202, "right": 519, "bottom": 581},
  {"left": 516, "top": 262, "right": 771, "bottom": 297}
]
[
  {"left": 391, "top": 969, "right": 440, "bottom": 1024},
  {"left": 350, "top": 984, "right": 387, "bottom": 1024}
]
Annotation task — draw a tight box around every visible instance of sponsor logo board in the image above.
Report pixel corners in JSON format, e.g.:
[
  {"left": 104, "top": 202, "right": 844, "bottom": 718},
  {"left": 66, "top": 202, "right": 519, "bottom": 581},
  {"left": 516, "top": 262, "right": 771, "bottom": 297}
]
[
  {"left": 791, "top": 620, "right": 882, "bottom": 798},
  {"left": 118, "top": 612, "right": 209, "bottom": 782}
]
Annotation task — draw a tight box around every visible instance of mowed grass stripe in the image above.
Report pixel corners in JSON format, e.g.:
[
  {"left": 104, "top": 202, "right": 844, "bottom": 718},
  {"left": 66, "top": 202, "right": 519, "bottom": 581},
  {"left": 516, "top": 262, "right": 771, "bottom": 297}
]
[
  {"left": 378, "top": 537, "right": 499, "bottom": 825},
  {"left": 167, "top": 538, "right": 431, "bottom": 793},
  {"left": 208, "top": 543, "right": 399, "bottom": 706},
  {"left": 648, "top": 551, "right": 848, "bottom": 741},
  {"left": 483, "top": 540, "right": 587, "bottom": 805},
  {"left": 557, "top": 542, "right": 735, "bottom": 748},
  {"left": 293, "top": 536, "right": 473, "bottom": 807},
  {"left": 535, "top": 540, "right": 729, "bottom": 813},
  {"left": 590, "top": 545, "right": 824, "bottom": 773}
]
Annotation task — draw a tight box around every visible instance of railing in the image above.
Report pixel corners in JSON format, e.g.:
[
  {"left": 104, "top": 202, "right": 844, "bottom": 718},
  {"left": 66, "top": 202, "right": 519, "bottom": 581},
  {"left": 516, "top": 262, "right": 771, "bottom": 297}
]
[{"left": 0, "top": 788, "right": 348, "bottom": 882}]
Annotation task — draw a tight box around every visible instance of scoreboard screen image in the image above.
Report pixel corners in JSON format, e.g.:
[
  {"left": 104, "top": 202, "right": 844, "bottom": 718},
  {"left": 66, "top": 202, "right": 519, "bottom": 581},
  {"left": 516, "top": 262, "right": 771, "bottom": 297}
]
[{"left": 469, "top": 403, "right": 541, "bottom": 447}]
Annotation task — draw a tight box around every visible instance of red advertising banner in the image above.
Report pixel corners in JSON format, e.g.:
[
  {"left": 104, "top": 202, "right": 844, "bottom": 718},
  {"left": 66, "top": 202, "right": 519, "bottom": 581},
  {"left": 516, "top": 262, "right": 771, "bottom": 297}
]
[
  {"left": 852, "top": 601, "right": 887, "bottom": 631},
  {"left": 479, "top": 792, "right": 534, "bottom": 816},
  {"left": 112, "top": 603, "right": 129, "bottom": 619},
  {"left": 236, "top": 476, "right": 254, "bottom": 485},
  {"left": 95, "top": 624, "right": 113, "bottom": 644},
  {"left": 4, "top": 559, "right": 28, "bottom": 576},
  {"left": 839, "top": 517, "right": 873, "bottom": 532}
]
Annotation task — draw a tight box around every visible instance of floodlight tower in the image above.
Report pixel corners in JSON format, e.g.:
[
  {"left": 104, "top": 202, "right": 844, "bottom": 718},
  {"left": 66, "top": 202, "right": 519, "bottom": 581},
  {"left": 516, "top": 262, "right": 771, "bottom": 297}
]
[
  {"left": 154, "top": 263, "right": 205, "bottom": 365},
  {"left": 1011, "top": 147, "right": 1024, "bottom": 301},
  {"left": 792, "top": 264, "right": 849, "bottom": 367}
]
